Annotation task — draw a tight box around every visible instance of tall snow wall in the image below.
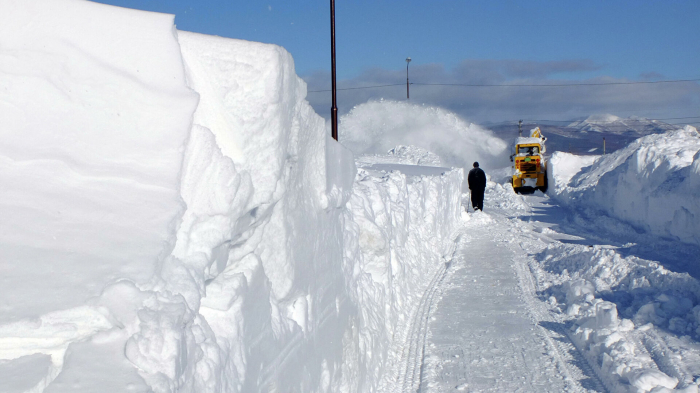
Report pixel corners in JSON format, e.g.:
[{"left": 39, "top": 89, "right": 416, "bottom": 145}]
[
  {"left": 0, "top": 1, "right": 465, "bottom": 392},
  {"left": 548, "top": 126, "right": 700, "bottom": 247}
]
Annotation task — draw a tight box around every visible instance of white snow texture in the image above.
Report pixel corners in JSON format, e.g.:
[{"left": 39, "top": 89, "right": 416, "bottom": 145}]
[
  {"left": 549, "top": 126, "right": 700, "bottom": 247},
  {"left": 0, "top": 1, "right": 463, "bottom": 392},
  {"left": 2, "top": 1, "right": 700, "bottom": 393}
]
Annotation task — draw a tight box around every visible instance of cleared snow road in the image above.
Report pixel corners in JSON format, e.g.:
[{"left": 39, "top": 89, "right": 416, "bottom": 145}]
[
  {"left": 398, "top": 179, "right": 700, "bottom": 393},
  {"left": 419, "top": 214, "right": 597, "bottom": 393}
]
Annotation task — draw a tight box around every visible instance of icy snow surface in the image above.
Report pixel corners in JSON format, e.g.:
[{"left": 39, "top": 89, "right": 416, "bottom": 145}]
[{"left": 2, "top": 1, "right": 700, "bottom": 393}]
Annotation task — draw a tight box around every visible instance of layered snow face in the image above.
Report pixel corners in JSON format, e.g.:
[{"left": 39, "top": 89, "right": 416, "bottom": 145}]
[
  {"left": 548, "top": 126, "right": 700, "bottom": 247},
  {"left": 342, "top": 159, "right": 464, "bottom": 392},
  {"left": 134, "top": 30, "right": 354, "bottom": 392},
  {"left": 339, "top": 100, "right": 509, "bottom": 172},
  {"left": 0, "top": 0, "right": 197, "bottom": 389},
  {"left": 0, "top": 0, "right": 198, "bottom": 349},
  {"left": 0, "top": 2, "right": 466, "bottom": 392}
]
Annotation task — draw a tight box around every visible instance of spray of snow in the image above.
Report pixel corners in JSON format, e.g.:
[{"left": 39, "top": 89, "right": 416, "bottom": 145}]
[{"left": 339, "top": 100, "right": 509, "bottom": 171}]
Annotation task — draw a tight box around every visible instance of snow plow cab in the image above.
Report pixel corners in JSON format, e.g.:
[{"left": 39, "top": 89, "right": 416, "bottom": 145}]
[{"left": 511, "top": 127, "right": 547, "bottom": 193}]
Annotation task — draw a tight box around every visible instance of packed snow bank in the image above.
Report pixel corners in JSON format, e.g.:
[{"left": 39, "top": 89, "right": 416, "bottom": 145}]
[
  {"left": 548, "top": 127, "right": 700, "bottom": 247},
  {"left": 0, "top": 0, "right": 198, "bottom": 328},
  {"left": 166, "top": 34, "right": 465, "bottom": 391},
  {"left": 0, "top": 2, "right": 466, "bottom": 392},
  {"left": 343, "top": 160, "right": 464, "bottom": 392},
  {"left": 136, "top": 30, "right": 355, "bottom": 393},
  {"left": 0, "top": 0, "right": 197, "bottom": 390},
  {"left": 339, "top": 100, "right": 509, "bottom": 172}
]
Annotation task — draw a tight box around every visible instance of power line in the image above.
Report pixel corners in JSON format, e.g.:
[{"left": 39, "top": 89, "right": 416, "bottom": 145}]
[
  {"left": 484, "top": 116, "right": 700, "bottom": 127},
  {"left": 518, "top": 116, "right": 700, "bottom": 123},
  {"left": 411, "top": 79, "right": 700, "bottom": 88},
  {"left": 669, "top": 121, "right": 700, "bottom": 125},
  {"left": 309, "top": 83, "right": 404, "bottom": 93},
  {"left": 652, "top": 116, "right": 700, "bottom": 120},
  {"left": 307, "top": 78, "right": 700, "bottom": 93}
]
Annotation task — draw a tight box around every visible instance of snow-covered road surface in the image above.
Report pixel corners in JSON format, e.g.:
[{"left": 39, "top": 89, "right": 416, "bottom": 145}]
[
  {"left": 387, "top": 182, "right": 700, "bottom": 393},
  {"left": 422, "top": 225, "right": 587, "bottom": 392}
]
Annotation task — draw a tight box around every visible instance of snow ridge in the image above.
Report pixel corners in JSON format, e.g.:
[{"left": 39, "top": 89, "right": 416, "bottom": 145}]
[{"left": 549, "top": 126, "right": 700, "bottom": 247}]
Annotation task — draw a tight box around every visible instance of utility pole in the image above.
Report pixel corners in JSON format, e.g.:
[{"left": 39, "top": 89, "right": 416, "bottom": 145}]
[
  {"left": 518, "top": 119, "right": 523, "bottom": 137},
  {"left": 330, "top": 0, "right": 338, "bottom": 140},
  {"left": 406, "top": 57, "right": 411, "bottom": 99},
  {"left": 603, "top": 137, "right": 606, "bottom": 155}
]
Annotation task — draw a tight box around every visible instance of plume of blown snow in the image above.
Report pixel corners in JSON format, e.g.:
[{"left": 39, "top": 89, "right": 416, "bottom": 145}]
[{"left": 338, "top": 100, "right": 509, "bottom": 170}]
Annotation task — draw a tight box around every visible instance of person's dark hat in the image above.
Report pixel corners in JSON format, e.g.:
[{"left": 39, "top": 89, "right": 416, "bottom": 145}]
[{"left": 473, "top": 162, "right": 479, "bottom": 168}]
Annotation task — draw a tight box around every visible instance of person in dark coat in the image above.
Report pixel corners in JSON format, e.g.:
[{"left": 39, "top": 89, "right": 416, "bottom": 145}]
[{"left": 467, "top": 162, "right": 486, "bottom": 211}]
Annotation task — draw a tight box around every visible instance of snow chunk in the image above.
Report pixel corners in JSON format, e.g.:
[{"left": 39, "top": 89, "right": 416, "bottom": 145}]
[{"left": 627, "top": 369, "right": 678, "bottom": 391}]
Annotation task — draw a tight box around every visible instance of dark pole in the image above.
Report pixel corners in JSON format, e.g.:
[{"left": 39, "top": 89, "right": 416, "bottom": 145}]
[
  {"left": 330, "top": 0, "right": 338, "bottom": 141},
  {"left": 518, "top": 119, "right": 523, "bottom": 137},
  {"left": 406, "top": 57, "right": 411, "bottom": 99}
]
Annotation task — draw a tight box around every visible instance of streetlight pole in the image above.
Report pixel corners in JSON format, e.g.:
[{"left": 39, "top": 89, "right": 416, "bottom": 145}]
[
  {"left": 406, "top": 57, "right": 411, "bottom": 99},
  {"left": 330, "top": 0, "right": 338, "bottom": 140}
]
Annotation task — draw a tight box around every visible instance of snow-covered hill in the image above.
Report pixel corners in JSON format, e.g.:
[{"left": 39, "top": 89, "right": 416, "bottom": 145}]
[
  {"left": 489, "top": 115, "right": 681, "bottom": 156},
  {"left": 567, "top": 114, "right": 679, "bottom": 135}
]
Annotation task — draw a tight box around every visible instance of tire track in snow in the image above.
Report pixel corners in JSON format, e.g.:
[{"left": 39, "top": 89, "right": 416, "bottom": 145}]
[
  {"left": 391, "top": 260, "right": 449, "bottom": 393},
  {"left": 510, "top": 245, "right": 607, "bottom": 393},
  {"left": 382, "top": 210, "right": 607, "bottom": 392},
  {"left": 421, "top": 214, "right": 600, "bottom": 393},
  {"left": 500, "top": 207, "right": 615, "bottom": 393},
  {"left": 377, "top": 231, "right": 462, "bottom": 393}
]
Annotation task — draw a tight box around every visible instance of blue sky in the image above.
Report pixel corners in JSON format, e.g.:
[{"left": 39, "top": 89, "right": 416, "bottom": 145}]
[{"left": 93, "top": 0, "right": 700, "bottom": 123}]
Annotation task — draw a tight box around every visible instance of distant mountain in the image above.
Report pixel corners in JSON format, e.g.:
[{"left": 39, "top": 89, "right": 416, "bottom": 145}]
[
  {"left": 566, "top": 114, "right": 677, "bottom": 135},
  {"left": 486, "top": 115, "right": 680, "bottom": 156}
]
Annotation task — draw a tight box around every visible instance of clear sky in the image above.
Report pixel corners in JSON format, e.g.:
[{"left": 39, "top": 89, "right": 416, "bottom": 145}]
[{"left": 92, "top": 0, "right": 700, "bottom": 124}]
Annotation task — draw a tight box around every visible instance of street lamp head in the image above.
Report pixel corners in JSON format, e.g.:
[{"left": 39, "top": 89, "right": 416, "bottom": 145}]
[{"left": 406, "top": 57, "right": 411, "bottom": 63}]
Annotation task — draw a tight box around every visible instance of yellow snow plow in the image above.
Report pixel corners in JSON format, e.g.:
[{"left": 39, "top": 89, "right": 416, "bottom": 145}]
[{"left": 511, "top": 127, "right": 548, "bottom": 193}]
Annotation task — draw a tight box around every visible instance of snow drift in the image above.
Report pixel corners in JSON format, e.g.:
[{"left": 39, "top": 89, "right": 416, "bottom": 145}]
[
  {"left": 0, "top": 1, "right": 465, "bottom": 392},
  {"left": 548, "top": 126, "right": 700, "bottom": 247}
]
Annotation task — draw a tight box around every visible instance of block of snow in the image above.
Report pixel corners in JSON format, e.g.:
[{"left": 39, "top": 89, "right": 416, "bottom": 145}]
[{"left": 0, "top": 0, "right": 198, "bottom": 324}]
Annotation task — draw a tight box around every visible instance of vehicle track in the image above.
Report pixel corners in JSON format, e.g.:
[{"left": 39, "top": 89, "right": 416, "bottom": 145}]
[
  {"left": 381, "top": 208, "right": 622, "bottom": 393},
  {"left": 421, "top": 220, "right": 604, "bottom": 393},
  {"left": 380, "top": 258, "right": 450, "bottom": 393},
  {"left": 511, "top": 247, "right": 608, "bottom": 393}
]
